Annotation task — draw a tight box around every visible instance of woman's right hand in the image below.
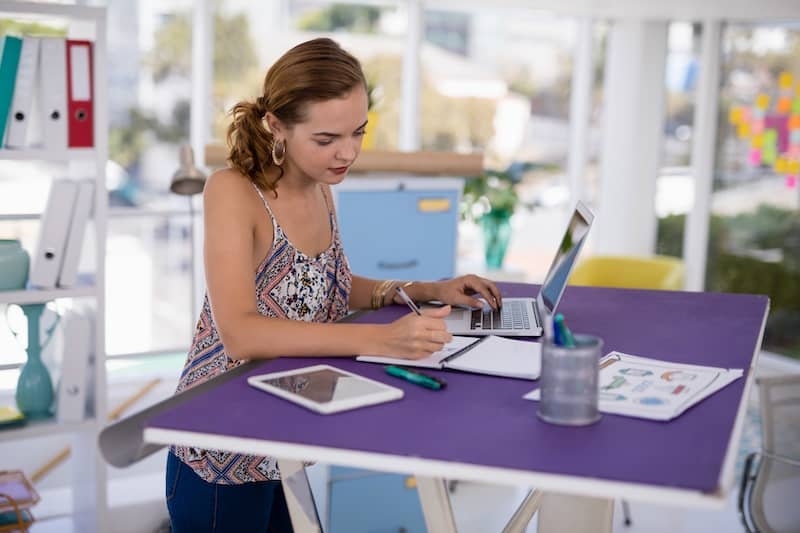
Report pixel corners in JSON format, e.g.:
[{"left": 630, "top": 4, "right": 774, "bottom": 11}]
[{"left": 380, "top": 306, "right": 453, "bottom": 360}]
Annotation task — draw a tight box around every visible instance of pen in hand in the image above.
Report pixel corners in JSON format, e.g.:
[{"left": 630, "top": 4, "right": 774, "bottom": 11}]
[{"left": 396, "top": 286, "right": 422, "bottom": 316}]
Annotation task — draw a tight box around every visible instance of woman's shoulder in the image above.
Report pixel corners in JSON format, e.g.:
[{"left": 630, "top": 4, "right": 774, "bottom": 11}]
[
  {"left": 203, "top": 168, "right": 262, "bottom": 223},
  {"left": 204, "top": 167, "right": 254, "bottom": 199}
]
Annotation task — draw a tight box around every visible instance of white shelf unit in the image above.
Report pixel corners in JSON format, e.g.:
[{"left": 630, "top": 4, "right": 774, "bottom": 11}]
[{"left": 0, "top": 2, "right": 108, "bottom": 532}]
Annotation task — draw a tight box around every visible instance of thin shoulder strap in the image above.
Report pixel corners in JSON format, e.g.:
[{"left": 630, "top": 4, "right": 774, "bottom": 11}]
[
  {"left": 251, "top": 183, "right": 278, "bottom": 230},
  {"left": 319, "top": 184, "right": 336, "bottom": 230}
]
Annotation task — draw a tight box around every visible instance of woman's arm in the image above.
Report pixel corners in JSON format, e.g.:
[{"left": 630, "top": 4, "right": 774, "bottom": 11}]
[
  {"left": 203, "top": 172, "right": 451, "bottom": 361},
  {"left": 350, "top": 274, "right": 503, "bottom": 311}
]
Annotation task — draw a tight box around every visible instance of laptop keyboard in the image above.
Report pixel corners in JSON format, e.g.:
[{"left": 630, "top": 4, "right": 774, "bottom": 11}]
[{"left": 470, "top": 300, "right": 531, "bottom": 330}]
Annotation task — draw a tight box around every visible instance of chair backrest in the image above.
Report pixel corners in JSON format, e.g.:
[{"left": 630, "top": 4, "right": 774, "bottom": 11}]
[
  {"left": 758, "top": 375, "right": 800, "bottom": 460},
  {"left": 568, "top": 255, "right": 685, "bottom": 291},
  {"left": 748, "top": 374, "right": 800, "bottom": 533}
]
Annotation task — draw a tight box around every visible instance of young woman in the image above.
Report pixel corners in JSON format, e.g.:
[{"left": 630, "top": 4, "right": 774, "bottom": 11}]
[{"left": 165, "top": 37, "right": 502, "bottom": 532}]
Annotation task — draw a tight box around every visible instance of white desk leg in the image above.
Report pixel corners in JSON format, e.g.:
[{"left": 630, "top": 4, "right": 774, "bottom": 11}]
[
  {"left": 416, "top": 476, "right": 457, "bottom": 533},
  {"left": 502, "top": 489, "right": 544, "bottom": 533},
  {"left": 277, "top": 459, "right": 322, "bottom": 533},
  {"left": 536, "top": 492, "right": 614, "bottom": 533}
]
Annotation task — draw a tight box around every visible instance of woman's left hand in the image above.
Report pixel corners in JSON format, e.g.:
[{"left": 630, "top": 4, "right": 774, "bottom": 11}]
[{"left": 431, "top": 275, "right": 503, "bottom": 310}]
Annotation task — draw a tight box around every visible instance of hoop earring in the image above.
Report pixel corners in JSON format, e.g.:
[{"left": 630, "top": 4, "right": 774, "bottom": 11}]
[{"left": 271, "top": 139, "right": 286, "bottom": 166}]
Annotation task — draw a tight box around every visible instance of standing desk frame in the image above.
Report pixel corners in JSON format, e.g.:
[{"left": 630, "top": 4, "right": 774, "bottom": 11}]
[{"left": 100, "top": 284, "right": 768, "bottom": 532}]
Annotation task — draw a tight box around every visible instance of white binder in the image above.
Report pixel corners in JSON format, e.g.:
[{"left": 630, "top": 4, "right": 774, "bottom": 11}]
[
  {"left": 5, "top": 36, "right": 40, "bottom": 148},
  {"left": 56, "top": 308, "right": 92, "bottom": 423},
  {"left": 29, "top": 179, "right": 78, "bottom": 289},
  {"left": 57, "top": 179, "right": 93, "bottom": 288},
  {"left": 38, "top": 37, "right": 67, "bottom": 150}
]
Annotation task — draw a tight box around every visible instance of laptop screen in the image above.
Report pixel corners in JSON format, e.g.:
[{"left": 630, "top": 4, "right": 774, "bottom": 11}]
[{"left": 540, "top": 202, "right": 594, "bottom": 314}]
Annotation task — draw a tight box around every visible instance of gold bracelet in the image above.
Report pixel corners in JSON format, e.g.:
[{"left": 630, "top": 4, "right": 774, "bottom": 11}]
[
  {"left": 372, "top": 279, "right": 395, "bottom": 309},
  {"left": 380, "top": 280, "right": 399, "bottom": 308}
]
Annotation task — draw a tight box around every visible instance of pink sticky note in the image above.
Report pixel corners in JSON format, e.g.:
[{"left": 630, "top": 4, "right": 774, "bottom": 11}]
[
  {"left": 786, "top": 175, "right": 798, "bottom": 188},
  {"left": 749, "top": 149, "right": 762, "bottom": 166}
]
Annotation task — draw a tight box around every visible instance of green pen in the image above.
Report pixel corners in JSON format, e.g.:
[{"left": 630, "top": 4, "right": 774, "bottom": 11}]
[
  {"left": 554, "top": 313, "right": 577, "bottom": 348},
  {"left": 385, "top": 365, "right": 446, "bottom": 390}
]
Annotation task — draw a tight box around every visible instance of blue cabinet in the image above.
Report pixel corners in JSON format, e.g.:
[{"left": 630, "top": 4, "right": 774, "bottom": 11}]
[
  {"left": 328, "top": 466, "right": 426, "bottom": 533},
  {"left": 333, "top": 178, "right": 463, "bottom": 281}
]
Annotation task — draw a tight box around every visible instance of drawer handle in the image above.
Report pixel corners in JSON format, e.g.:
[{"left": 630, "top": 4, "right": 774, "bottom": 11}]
[{"left": 377, "top": 260, "right": 418, "bottom": 270}]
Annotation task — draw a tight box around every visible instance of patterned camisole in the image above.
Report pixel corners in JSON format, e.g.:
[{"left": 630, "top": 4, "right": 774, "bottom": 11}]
[{"left": 171, "top": 183, "right": 352, "bottom": 484}]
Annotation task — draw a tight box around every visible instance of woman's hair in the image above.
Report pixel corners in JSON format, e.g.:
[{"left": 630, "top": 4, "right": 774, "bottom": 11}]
[{"left": 227, "top": 38, "right": 367, "bottom": 193}]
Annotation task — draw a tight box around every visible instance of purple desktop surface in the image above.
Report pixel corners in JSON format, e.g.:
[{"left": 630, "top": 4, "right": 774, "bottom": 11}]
[{"left": 147, "top": 284, "right": 768, "bottom": 494}]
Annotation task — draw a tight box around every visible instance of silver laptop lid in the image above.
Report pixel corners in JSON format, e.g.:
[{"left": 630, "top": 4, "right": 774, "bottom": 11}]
[{"left": 536, "top": 201, "right": 594, "bottom": 316}]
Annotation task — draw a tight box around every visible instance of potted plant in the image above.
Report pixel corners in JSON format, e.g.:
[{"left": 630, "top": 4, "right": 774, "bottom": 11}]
[{"left": 462, "top": 162, "right": 536, "bottom": 269}]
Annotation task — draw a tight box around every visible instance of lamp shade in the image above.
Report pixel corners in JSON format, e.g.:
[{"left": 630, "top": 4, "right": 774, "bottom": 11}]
[{"left": 170, "top": 144, "right": 206, "bottom": 196}]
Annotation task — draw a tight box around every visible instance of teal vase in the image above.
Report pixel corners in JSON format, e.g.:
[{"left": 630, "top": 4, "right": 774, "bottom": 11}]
[
  {"left": 0, "top": 239, "right": 29, "bottom": 291},
  {"left": 480, "top": 209, "right": 513, "bottom": 270},
  {"left": 15, "top": 303, "right": 54, "bottom": 419}
]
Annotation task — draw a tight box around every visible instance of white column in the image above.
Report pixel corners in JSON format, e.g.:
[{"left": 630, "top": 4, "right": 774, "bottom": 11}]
[
  {"left": 191, "top": 0, "right": 212, "bottom": 166},
  {"left": 399, "top": 0, "right": 422, "bottom": 151},
  {"left": 190, "top": 0, "right": 213, "bottom": 316},
  {"left": 595, "top": 20, "right": 668, "bottom": 256},
  {"left": 567, "top": 18, "right": 595, "bottom": 206},
  {"left": 684, "top": 21, "right": 722, "bottom": 291}
]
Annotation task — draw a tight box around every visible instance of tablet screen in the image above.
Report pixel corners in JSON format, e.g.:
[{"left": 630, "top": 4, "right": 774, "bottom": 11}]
[{"left": 254, "top": 368, "right": 390, "bottom": 404}]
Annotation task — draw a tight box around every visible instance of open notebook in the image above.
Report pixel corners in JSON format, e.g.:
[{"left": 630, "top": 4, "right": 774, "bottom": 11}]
[{"left": 357, "top": 335, "right": 541, "bottom": 380}]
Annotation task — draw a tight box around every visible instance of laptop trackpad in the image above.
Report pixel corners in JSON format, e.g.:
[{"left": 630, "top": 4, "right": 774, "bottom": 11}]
[{"left": 445, "top": 308, "right": 469, "bottom": 324}]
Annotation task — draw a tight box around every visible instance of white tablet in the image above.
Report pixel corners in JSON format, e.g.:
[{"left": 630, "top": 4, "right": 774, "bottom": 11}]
[{"left": 247, "top": 364, "right": 404, "bottom": 414}]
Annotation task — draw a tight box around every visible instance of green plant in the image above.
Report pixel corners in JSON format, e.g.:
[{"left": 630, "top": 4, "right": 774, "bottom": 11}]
[{"left": 461, "top": 162, "right": 537, "bottom": 222}]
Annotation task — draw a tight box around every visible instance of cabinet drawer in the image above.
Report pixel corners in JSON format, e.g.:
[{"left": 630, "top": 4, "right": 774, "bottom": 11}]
[{"left": 335, "top": 184, "right": 461, "bottom": 281}]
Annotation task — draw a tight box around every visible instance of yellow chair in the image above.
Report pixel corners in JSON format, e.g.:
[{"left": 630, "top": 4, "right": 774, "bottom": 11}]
[{"left": 569, "top": 255, "right": 685, "bottom": 291}]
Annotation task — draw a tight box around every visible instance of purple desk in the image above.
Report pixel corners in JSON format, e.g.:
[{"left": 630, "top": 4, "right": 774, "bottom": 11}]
[{"left": 139, "top": 284, "right": 768, "bottom": 532}]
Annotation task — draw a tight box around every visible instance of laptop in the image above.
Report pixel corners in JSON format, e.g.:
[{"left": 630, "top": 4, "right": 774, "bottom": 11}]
[{"left": 443, "top": 201, "right": 594, "bottom": 337}]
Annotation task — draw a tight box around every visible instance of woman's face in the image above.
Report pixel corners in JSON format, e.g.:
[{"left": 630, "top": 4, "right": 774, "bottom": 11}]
[{"left": 283, "top": 87, "right": 369, "bottom": 186}]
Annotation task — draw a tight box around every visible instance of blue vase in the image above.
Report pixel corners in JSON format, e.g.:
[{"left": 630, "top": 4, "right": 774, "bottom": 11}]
[
  {"left": 15, "top": 303, "right": 54, "bottom": 419},
  {"left": 480, "top": 209, "right": 513, "bottom": 270},
  {"left": 0, "top": 239, "right": 29, "bottom": 291}
]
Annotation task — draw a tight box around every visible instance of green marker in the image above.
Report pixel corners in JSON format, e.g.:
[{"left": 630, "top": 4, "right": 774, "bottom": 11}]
[
  {"left": 385, "top": 365, "right": 446, "bottom": 390},
  {"left": 554, "top": 314, "right": 576, "bottom": 348}
]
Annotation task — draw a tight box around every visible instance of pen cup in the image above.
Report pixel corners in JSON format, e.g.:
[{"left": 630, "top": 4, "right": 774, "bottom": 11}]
[{"left": 537, "top": 334, "right": 602, "bottom": 426}]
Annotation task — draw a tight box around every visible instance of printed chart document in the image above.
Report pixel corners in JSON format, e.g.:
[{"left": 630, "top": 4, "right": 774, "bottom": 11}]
[
  {"left": 523, "top": 351, "right": 743, "bottom": 421},
  {"left": 358, "top": 335, "right": 541, "bottom": 380}
]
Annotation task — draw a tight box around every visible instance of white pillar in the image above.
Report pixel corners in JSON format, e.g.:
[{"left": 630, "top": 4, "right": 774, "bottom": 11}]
[
  {"left": 190, "top": 0, "right": 212, "bottom": 317},
  {"left": 567, "top": 18, "right": 595, "bottom": 206},
  {"left": 684, "top": 21, "right": 722, "bottom": 291},
  {"left": 595, "top": 20, "right": 668, "bottom": 256},
  {"left": 399, "top": 0, "right": 422, "bottom": 151}
]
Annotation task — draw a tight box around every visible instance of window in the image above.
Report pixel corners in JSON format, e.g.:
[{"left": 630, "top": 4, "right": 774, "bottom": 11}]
[{"left": 711, "top": 23, "right": 800, "bottom": 360}]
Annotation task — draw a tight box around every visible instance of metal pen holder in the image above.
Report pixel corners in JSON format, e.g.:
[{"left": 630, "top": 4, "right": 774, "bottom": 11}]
[{"left": 537, "top": 334, "right": 602, "bottom": 426}]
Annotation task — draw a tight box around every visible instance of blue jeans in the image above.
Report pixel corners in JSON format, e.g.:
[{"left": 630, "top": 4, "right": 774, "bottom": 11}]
[{"left": 166, "top": 452, "right": 293, "bottom": 533}]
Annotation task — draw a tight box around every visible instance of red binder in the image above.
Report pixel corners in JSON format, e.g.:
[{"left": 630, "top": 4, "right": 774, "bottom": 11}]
[{"left": 66, "top": 40, "right": 93, "bottom": 148}]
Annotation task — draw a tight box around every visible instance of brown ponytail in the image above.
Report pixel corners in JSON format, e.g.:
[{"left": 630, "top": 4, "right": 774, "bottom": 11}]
[{"left": 226, "top": 38, "right": 367, "bottom": 194}]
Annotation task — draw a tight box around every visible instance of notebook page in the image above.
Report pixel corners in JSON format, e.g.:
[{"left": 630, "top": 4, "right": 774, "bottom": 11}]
[
  {"left": 445, "top": 335, "right": 541, "bottom": 380},
  {"left": 357, "top": 336, "right": 481, "bottom": 369}
]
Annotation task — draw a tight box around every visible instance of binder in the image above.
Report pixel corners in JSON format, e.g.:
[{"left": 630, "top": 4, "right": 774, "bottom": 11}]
[
  {"left": 57, "top": 179, "right": 93, "bottom": 288},
  {"left": 0, "top": 36, "right": 22, "bottom": 145},
  {"left": 29, "top": 179, "right": 78, "bottom": 289},
  {"left": 66, "top": 40, "right": 93, "bottom": 148},
  {"left": 5, "top": 37, "right": 40, "bottom": 148},
  {"left": 38, "top": 38, "right": 68, "bottom": 150},
  {"left": 56, "top": 308, "right": 92, "bottom": 423}
]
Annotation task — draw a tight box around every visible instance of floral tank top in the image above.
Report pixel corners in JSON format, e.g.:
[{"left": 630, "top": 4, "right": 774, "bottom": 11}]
[{"left": 171, "top": 183, "right": 352, "bottom": 484}]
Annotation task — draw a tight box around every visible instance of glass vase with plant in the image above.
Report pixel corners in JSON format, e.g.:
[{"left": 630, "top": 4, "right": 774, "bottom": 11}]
[{"left": 462, "top": 162, "right": 535, "bottom": 269}]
